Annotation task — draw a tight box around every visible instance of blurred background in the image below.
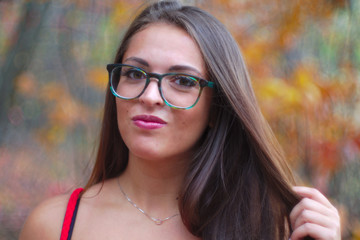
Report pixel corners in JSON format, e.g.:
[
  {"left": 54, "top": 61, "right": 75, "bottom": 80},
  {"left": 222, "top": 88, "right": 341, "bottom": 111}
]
[{"left": 0, "top": 0, "right": 359, "bottom": 239}]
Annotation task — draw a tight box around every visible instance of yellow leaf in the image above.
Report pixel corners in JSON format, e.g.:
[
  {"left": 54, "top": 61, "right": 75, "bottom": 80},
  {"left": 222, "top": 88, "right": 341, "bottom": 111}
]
[
  {"left": 86, "top": 68, "right": 108, "bottom": 91},
  {"left": 294, "top": 66, "right": 322, "bottom": 107},
  {"left": 255, "top": 77, "right": 302, "bottom": 117}
]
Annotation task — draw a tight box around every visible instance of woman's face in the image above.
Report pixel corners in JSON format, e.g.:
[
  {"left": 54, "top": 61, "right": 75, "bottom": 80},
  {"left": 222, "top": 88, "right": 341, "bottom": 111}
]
[{"left": 116, "top": 22, "right": 213, "bottom": 163}]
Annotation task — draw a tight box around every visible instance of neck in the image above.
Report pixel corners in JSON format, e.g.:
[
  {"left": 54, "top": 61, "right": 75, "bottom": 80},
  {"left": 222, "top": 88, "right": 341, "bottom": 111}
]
[{"left": 118, "top": 152, "right": 189, "bottom": 217}]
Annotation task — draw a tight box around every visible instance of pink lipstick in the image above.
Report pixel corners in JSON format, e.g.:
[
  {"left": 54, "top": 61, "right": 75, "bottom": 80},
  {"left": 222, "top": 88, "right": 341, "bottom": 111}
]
[{"left": 132, "top": 115, "right": 167, "bottom": 129}]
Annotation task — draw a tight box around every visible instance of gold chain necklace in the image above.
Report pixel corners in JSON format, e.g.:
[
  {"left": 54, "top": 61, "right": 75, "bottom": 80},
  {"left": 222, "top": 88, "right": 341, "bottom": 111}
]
[{"left": 117, "top": 178, "right": 180, "bottom": 225}]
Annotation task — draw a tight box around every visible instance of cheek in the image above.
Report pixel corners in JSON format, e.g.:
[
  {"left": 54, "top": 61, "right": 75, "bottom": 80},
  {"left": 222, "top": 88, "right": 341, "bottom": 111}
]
[
  {"left": 116, "top": 100, "right": 129, "bottom": 133},
  {"left": 176, "top": 108, "right": 211, "bottom": 144},
  {"left": 116, "top": 98, "right": 130, "bottom": 117}
]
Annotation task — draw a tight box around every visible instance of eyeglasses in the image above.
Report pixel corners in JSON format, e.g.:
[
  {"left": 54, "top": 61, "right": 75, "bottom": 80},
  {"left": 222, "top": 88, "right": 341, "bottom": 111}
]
[{"left": 107, "top": 64, "right": 215, "bottom": 110}]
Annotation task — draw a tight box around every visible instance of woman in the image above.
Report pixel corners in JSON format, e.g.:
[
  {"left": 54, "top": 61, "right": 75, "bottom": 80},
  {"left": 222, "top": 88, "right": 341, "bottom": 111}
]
[{"left": 20, "top": 1, "right": 340, "bottom": 239}]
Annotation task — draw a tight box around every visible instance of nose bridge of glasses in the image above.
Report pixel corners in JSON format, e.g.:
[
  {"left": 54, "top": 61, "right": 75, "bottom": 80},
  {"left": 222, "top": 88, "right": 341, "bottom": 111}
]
[
  {"left": 147, "top": 72, "right": 163, "bottom": 83},
  {"left": 141, "top": 72, "right": 163, "bottom": 99}
]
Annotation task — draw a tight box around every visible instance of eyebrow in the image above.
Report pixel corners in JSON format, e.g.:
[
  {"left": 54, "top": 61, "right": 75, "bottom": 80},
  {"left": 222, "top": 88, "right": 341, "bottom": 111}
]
[
  {"left": 123, "top": 57, "right": 149, "bottom": 67},
  {"left": 123, "top": 57, "right": 204, "bottom": 77},
  {"left": 168, "top": 65, "right": 203, "bottom": 77}
]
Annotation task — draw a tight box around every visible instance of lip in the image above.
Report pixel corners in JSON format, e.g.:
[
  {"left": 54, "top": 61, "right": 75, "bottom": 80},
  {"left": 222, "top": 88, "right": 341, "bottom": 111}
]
[{"left": 132, "top": 115, "right": 167, "bottom": 129}]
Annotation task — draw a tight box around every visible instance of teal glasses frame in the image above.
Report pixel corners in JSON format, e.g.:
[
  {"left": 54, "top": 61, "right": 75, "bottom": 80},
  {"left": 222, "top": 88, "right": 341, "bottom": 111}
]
[{"left": 107, "top": 63, "right": 215, "bottom": 110}]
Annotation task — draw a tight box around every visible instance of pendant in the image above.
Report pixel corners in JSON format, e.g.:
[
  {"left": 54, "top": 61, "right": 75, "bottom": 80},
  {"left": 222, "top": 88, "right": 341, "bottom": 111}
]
[{"left": 155, "top": 220, "right": 163, "bottom": 225}]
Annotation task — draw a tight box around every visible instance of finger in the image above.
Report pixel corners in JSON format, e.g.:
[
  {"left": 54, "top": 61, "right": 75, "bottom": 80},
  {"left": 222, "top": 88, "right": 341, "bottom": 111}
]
[
  {"left": 292, "top": 186, "right": 334, "bottom": 210},
  {"left": 290, "top": 222, "right": 338, "bottom": 240},
  {"left": 293, "top": 209, "right": 337, "bottom": 230},
  {"left": 290, "top": 197, "right": 337, "bottom": 229}
]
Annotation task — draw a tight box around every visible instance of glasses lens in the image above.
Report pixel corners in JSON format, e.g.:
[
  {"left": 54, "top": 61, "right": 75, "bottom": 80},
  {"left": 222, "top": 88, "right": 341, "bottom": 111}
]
[
  {"left": 111, "top": 65, "right": 147, "bottom": 99},
  {"left": 162, "top": 74, "right": 201, "bottom": 108}
]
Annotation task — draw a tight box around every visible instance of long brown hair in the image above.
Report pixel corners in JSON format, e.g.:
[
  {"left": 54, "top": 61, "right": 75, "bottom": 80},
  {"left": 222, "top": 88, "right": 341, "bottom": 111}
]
[{"left": 85, "top": 1, "right": 300, "bottom": 239}]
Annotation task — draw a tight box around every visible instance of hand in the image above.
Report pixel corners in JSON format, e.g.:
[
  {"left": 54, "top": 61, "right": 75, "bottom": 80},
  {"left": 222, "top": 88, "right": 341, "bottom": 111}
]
[{"left": 290, "top": 186, "right": 341, "bottom": 240}]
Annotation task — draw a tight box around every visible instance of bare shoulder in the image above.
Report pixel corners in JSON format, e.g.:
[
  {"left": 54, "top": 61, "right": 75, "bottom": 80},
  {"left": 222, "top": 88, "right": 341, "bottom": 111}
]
[
  {"left": 19, "top": 179, "right": 119, "bottom": 240},
  {"left": 79, "top": 178, "right": 118, "bottom": 206},
  {"left": 19, "top": 193, "right": 71, "bottom": 240}
]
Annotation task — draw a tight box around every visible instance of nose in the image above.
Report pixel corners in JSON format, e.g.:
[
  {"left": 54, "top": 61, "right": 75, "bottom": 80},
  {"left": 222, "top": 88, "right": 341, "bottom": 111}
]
[{"left": 138, "top": 77, "right": 164, "bottom": 107}]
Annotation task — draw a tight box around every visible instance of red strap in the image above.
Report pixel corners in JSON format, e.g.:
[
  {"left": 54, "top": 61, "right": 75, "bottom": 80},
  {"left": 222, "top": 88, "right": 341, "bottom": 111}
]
[{"left": 60, "top": 188, "right": 83, "bottom": 240}]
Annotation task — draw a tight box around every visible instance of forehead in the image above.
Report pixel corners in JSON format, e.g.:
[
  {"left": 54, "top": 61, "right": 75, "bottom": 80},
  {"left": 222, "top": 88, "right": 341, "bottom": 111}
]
[{"left": 122, "top": 22, "right": 205, "bottom": 74}]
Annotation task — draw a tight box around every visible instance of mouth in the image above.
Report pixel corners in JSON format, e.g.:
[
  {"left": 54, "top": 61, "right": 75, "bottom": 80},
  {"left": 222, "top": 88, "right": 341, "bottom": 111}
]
[{"left": 132, "top": 115, "right": 167, "bottom": 129}]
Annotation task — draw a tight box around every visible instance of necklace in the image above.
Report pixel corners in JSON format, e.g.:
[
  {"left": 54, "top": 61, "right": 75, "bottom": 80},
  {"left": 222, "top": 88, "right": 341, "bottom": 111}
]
[{"left": 117, "top": 178, "right": 180, "bottom": 225}]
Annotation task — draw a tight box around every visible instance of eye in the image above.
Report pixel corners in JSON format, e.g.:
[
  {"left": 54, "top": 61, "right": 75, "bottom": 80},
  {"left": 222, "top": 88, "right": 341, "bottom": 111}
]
[
  {"left": 172, "top": 75, "right": 197, "bottom": 88},
  {"left": 122, "top": 68, "right": 146, "bottom": 80}
]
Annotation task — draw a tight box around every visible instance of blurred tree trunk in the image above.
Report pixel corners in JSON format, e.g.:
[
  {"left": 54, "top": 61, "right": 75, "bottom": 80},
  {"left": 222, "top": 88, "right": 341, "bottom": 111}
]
[{"left": 0, "top": 2, "right": 50, "bottom": 144}]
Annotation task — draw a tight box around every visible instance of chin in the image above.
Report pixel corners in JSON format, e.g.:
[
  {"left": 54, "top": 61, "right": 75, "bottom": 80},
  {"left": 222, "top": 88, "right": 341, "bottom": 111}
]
[{"left": 130, "top": 145, "right": 164, "bottom": 160}]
